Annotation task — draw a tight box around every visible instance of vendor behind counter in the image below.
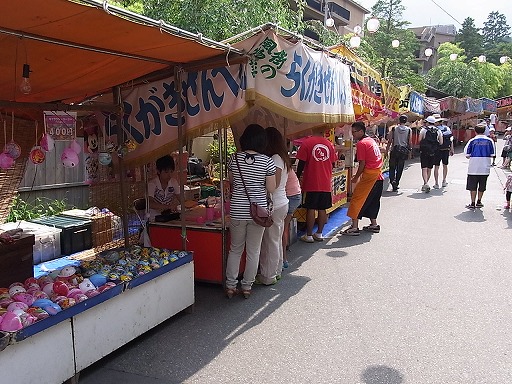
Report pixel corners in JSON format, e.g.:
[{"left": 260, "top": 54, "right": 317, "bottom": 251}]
[{"left": 147, "top": 155, "right": 181, "bottom": 221}]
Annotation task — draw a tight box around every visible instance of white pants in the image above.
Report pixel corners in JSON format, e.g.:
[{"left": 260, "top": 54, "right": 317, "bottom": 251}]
[
  {"left": 225, "top": 219, "right": 265, "bottom": 291},
  {"left": 258, "top": 204, "right": 288, "bottom": 284}
]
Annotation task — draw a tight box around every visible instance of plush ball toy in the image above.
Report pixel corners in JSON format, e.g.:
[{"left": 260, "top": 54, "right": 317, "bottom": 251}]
[
  {"left": 39, "top": 134, "right": 55, "bottom": 152},
  {"left": 4, "top": 140, "right": 21, "bottom": 159},
  {"left": 30, "top": 146, "right": 46, "bottom": 164},
  {"left": 8, "top": 285, "right": 26, "bottom": 298},
  {"left": 61, "top": 148, "right": 79, "bottom": 168},
  {"left": 78, "top": 279, "right": 95, "bottom": 293},
  {"left": 0, "top": 312, "right": 23, "bottom": 332},
  {"left": 53, "top": 281, "right": 69, "bottom": 296},
  {"left": 98, "top": 152, "right": 112, "bottom": 166},
  {"left": 0, "top": 152, "right": 14, "bottom": 169},
  {"left": 12, "top": 293, "right": 35, "bottom": 306}
]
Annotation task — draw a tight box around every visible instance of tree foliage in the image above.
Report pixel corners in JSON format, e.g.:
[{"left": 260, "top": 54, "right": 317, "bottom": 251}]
[
  {"left": 482, "top": 11, "right": 511, "bottom": 48},
  {"left": 426, "top": 42, "right": 508, "bottom": 99},
  {"left": 140, "top": 0, "right": 302, "bottom": 41},
  {"left": 455, "top": 18, "right": 483, "bottom": 63}
]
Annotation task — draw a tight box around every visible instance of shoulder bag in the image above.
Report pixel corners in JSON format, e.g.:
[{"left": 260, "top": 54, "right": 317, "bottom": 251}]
[{"left": 235, "top": 154, "right": 274, "bottom": 227}]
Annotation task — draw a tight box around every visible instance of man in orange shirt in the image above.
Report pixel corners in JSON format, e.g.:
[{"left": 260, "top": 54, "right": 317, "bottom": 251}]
[
  {"left": 296, "top": 132, "right": 336, "bottom": 243},
  {"left": 342, "top": 122, "right": 383, "bottom": 236}
]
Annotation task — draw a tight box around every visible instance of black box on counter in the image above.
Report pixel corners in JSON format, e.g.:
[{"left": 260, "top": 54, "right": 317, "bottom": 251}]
[{"left": 29, "top": 216, "right": 92, "bottom": 256}]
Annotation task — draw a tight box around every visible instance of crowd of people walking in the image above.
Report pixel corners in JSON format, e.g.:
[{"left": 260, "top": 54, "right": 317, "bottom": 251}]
[{"left": 224, "top": 116, "right": 512, "bottom": 299}]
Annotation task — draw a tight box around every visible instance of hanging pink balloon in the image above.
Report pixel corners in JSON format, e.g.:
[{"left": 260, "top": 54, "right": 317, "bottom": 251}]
[
  {"left": 70, "top": 140, "right": 81, "bottom": 154},
  {"left": 61, "top": 147, "right": 79, "bottom": 168},
  {"left": 40, "top": 133, "right": 55, "bottom": 152},
  {"left": 30, "top": 146, "right": 46, "bottom": 164},
  {"left": 0, "top": 152, "right": 14, "bottom": 169}
]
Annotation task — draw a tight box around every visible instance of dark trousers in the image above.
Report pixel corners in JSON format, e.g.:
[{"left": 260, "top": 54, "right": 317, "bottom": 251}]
[{"left": 388, "top": 150, "right": 406, "bottom": 186}]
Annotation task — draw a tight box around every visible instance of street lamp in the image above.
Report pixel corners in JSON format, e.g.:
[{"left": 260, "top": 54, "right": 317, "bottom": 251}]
[
  {"left": 500, "top": 56, "right": 510, "bottom": 64},
  {"left": 323, "top": 0, "right": 335, "bottom": 28},
  {"left": 391, "top": 39, "right": 400, "bottom": 48},
  {"left": 349, "top": 35, "right": 361, "bottom": 48},
  {"left": 366, "top": 16, "right": 380, "bottom": 33}
]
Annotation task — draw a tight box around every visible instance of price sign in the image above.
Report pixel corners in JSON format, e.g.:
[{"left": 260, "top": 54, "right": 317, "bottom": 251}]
[{"left": 43, "top": 111, "right": 77, "bottom": 141}]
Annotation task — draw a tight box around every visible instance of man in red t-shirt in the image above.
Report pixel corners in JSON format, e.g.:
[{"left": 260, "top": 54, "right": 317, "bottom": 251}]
[
  {"left": 342, "top": 121, "right": 384, "bottom": 236},
  {"left": 296, "top": 132, "right": 336, "bottom": 243}
]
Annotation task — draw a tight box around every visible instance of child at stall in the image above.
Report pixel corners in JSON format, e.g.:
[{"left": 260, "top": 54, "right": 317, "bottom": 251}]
[{"left": 504, "top": 174, "right": 512, "bottom": 210}]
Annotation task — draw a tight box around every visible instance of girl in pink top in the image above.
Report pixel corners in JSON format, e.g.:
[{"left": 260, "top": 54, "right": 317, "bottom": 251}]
[{"left": 282, "top": 166, "right": 302, "bottom": 268}]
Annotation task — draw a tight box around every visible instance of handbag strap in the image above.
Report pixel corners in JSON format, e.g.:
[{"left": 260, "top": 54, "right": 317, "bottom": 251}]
[
  {"left": 235, "top": 153, "right": 273, "bottom": 211},
  {"left": 235, "top": 153, "right": 253, "bottom": 204}
]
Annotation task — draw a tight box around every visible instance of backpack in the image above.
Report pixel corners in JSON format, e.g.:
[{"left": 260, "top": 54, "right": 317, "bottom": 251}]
[
  {"left": 438, "top": 126, "right": 452, "bottom": 150},
  {"left": 420, "top": 126, "right": 439, "bottom": 155}
]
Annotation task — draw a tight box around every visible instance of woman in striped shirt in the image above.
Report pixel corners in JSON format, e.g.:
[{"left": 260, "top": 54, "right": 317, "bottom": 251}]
[{"left": 225, "top": 124, "right": 276, "bottom": 299}]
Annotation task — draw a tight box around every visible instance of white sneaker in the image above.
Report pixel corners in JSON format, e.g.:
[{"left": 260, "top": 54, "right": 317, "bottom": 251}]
[
  {"left": 442, "top": 181, "right": 448, "bottom": 187},
  {"left": 433, "top": 184, "right": 439, "bottom": 189}
]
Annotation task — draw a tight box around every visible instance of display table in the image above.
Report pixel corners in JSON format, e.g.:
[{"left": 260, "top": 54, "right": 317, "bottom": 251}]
[{"left": 0, "top": 258, "right": 194, "bottom": 383}]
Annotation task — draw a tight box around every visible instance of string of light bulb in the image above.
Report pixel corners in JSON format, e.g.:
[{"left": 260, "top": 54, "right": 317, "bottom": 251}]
[{"left": 348, "top": 16, "right": 400, "bottom": 49}]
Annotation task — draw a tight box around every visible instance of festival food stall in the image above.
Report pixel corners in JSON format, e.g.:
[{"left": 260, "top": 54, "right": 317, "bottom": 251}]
[{"left": 0, "top": 1, "right": 244, "bottom": 382}]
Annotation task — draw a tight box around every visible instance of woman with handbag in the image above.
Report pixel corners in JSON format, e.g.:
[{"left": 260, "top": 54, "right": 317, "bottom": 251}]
[
  {"left": 256, "top": 127, "right": 290, "bottom": 285},
  {"left": 225, "top": 124, "right": 276, "bottom": 299}
]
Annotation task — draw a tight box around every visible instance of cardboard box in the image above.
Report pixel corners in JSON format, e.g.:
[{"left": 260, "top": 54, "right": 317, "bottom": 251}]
[{"left": 0, "top": 234, "right": 34, "bottom": 286}]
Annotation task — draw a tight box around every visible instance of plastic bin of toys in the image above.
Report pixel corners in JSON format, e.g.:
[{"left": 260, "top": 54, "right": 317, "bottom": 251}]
[{"left": 0, "top": 245, "right": 193, "bottom": 344}]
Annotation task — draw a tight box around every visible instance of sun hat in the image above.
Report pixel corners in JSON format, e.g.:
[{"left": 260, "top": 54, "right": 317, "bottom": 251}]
[{"left": 425, "top": 116, "right": 439, "bottom": 124}]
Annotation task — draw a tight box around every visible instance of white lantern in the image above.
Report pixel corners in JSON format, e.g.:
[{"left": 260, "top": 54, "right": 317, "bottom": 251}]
[
  {"left": 366, "top": 17, "right": 380, "bottom": 33},
  {"left": 391, "top": 39, "right": 400, "bottom": 48},
  {"left": 349, "top": 35, "right": 361, "bottom": 48},
  {"left": 500, "top": 56, "right": 509, "bottom": 64},
  {"left": 424, "top": 48, "right": 433, "bottom": 57},
  {"left": 478, "top": 55, "right": 486, "bottom": 63},
  {"left": 325, "top": 17, "right": 335, "bottom": 27},
  {"left": 449, "top": 53, "right": 458, "bottom": 61},
  {"left": 353, "top": 25, "right": 362, "bottom": 35}
]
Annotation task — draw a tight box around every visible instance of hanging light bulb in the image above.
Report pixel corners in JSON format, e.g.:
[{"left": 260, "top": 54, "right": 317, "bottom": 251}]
[
  {"left": 478, "top": 55, "right": 486, "bottom": 63},
  {"left": 325, "top": 17, "right": 335, "bottom": 27},
  {"left": 391, "top": 39, "right": 400, "bottom": 48},
  {"left": 349, "top": 35, "right": 361, "bottom": 48},
  {"left": 20, "top": 64, "right": 31, "bottom": 95},
  {"left": 449, "top": 53, "right": 458, "bottom": 61},
  {"left": 353, "top": 25, "right": 362, "bottom": 35},
  {"left": 424, "top": 48, "right": 433, "bottom": 57},
  {"left": 366, "top": 16, "right": 380, "bottom": 33}
]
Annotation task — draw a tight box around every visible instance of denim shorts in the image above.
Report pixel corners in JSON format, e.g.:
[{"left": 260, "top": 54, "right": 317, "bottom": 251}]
[{"left": 287, "top": 194, "right": 302, "bottom": 215}]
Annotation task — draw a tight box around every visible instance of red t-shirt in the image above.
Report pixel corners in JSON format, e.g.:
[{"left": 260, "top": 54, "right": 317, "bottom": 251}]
[
  {"left": 296, "top": 136, "right": 336, "bottom": 192},
  {"left": 356, "top": 137, "right": 384, "bottom": 180}
]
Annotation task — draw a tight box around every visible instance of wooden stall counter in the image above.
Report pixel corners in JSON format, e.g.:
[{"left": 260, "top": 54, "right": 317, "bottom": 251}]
[{"left": 149, "top": 204, "right": 228, "bottom": 284}]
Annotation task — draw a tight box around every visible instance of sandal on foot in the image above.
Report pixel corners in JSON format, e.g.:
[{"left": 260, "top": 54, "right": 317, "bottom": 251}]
[
  {"left": 342, "top": 227, "right": 360, "bottom": 236},
  {"left": 313, "top": 233, "right": 324, "bottom": 241},
  {"left": 225, "top": 288, "right": 238, "bottom": 299},
  {"left": 242, "top": 289, "right": 251, "bottom": 299},
  {"left": 363, "top": 225, "right": 380, "bottom": 233}
]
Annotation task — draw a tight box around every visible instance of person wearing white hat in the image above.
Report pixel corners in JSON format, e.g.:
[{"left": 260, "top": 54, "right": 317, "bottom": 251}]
[{"left": 418, "top": 116, "right": 443, "bottom": 192}]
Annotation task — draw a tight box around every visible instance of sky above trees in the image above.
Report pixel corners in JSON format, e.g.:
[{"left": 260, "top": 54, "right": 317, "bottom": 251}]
[{"left": 355, "top": 0, "right": 511, "bottom": 29}]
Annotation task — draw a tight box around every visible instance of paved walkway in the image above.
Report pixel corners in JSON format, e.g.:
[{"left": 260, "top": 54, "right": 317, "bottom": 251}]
[{"left": 80, "top": 139, "right": 512, "bottom": 384}]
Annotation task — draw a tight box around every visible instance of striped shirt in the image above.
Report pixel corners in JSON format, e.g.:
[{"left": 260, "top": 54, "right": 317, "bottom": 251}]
[
  {"left": 464, "top": 134, "right": 495, "bottom": 175},
  {"left": 228, "top": 152, "right": 276, "bottom": 220}
]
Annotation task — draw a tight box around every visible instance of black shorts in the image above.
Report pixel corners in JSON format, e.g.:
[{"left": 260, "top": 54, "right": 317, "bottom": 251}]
[
  {"left": 420, "top": 152, "right": 435, "bottom": 169},
  {"left": 466, "top": 174, "right": 489, "bottom": 192},
  {"left": 434, "top": 150, "right": 450, "bottom": 166},
  {"left": 302, "top": 191, "right": 332, "bottom": 210}
]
